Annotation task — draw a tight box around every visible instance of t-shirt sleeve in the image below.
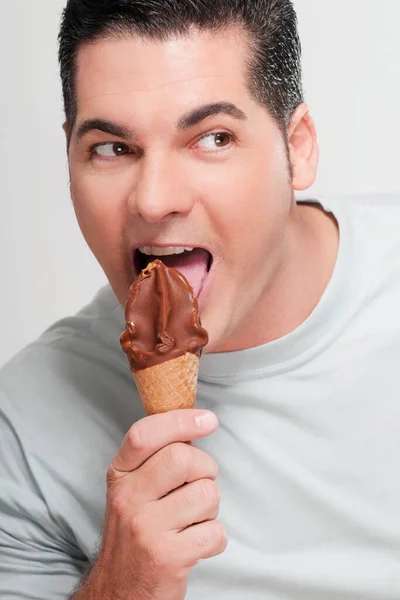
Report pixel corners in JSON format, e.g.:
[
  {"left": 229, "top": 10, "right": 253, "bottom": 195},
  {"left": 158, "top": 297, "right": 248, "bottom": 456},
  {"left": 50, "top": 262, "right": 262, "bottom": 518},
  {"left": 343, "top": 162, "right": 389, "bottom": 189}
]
[{"left": 0, "top": 403, "right": 87, "bottom": 599}]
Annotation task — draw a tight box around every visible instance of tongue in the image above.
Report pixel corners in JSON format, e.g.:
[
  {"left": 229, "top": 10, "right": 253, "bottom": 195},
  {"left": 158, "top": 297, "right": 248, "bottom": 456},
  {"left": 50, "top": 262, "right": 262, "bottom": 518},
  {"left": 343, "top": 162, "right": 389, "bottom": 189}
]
[{"left": 154, "top": 249, "right": 209, "bottom": 298}]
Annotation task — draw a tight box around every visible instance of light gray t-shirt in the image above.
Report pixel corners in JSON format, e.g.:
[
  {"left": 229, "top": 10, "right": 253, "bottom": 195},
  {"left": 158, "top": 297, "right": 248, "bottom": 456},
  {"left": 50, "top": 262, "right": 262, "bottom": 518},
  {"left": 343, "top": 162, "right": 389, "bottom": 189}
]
[{"left": 1, "top": 196, "right": 400, "bottom": 599}]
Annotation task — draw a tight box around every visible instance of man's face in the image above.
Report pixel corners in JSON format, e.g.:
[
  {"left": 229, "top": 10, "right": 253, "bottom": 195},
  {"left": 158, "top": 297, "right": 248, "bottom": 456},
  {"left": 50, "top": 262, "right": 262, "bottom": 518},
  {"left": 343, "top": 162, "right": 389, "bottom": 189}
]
[{"left": 68, "top": 29, "right": 294, "bottom": 352}]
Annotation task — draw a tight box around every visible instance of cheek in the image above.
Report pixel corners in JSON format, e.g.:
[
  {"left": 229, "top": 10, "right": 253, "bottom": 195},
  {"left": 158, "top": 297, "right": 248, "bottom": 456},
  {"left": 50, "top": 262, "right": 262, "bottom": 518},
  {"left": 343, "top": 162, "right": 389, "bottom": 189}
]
[
  {"left": 70, "top": 170, "right": 128, "bottom": 273},
  {"left": 197, "top": 146, "right": 291, "bottom": 259}
]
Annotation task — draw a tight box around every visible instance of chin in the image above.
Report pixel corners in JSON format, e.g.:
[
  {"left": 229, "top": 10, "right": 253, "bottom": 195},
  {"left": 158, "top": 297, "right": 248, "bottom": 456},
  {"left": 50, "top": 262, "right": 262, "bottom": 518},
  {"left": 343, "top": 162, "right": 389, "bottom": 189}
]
[{"left": 199, "top": 305, "right": 233, "bottom": 355}]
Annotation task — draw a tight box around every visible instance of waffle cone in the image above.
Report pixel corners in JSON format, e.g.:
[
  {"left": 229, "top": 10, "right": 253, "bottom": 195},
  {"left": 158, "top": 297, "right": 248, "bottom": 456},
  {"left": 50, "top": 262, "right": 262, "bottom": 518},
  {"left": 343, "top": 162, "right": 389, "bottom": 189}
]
[{"left": 133, "top": 352, "right": 199, "bottom": 415}]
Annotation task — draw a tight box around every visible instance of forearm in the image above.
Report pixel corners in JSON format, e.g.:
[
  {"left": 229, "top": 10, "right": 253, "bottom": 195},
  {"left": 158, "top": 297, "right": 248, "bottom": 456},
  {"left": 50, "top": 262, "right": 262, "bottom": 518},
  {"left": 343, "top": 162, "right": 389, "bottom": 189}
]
[{"left": 68, "top": 559, "right": 161, "bottom": 600}]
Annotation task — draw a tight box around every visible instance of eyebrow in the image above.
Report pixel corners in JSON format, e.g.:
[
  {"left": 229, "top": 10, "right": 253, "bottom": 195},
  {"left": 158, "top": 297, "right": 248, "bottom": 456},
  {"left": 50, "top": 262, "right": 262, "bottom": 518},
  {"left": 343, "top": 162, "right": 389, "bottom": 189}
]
[
  {"left": 177, "top": 102, "right": 247, "bottom": 130},
  {"left": 76, "top": 119, "right": 132, "bottom": 142},
  {"left": 75, "top": 102, "right": 247, "bottom": 142}
]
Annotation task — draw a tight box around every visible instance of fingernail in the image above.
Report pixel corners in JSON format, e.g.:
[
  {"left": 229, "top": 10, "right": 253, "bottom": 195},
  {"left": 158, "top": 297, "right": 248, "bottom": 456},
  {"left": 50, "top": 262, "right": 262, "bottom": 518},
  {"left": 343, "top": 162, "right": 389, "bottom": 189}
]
[{"left": 195, "top": 411, "right": 218, "bottom": 430}]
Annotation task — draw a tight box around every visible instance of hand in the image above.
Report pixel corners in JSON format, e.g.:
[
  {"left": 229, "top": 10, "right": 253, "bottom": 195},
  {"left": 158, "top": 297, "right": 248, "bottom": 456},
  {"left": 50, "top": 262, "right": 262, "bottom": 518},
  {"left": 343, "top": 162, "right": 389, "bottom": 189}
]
[{"left": 73, "top": 409, "right": 226, "bottom": 600}]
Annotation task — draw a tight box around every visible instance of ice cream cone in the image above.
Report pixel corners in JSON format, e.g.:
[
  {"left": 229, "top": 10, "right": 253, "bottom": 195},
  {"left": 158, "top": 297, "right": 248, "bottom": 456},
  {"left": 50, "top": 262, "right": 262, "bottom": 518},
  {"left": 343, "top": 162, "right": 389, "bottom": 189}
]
[
  {"left": 133, "top": 352, "right": 200, "bottom": 415},
  {"left": 121, "top": 260, "right": 208, "bottom": 415}
]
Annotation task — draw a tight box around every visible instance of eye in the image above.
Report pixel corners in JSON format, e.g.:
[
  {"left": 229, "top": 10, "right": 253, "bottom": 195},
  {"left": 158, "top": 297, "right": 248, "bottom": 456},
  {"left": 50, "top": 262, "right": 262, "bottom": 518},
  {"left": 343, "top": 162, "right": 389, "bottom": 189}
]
[
  {"left": 92, "top": 142, "right": 132, "bottom": 158},
  {"left": 196, "top": 132, "right": 234, "bottom": 151}
]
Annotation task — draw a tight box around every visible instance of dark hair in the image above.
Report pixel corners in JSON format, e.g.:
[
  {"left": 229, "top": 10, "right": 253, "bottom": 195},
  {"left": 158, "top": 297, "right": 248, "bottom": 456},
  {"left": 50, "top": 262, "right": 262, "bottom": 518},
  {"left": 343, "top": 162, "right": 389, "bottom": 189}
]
[{"left": 59, "top": 0, "right": 303, "bottom": 140}]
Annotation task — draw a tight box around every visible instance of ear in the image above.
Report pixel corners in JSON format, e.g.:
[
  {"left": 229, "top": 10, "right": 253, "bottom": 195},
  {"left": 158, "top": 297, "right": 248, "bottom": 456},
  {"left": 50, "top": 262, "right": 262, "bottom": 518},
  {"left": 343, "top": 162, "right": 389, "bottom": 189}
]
[
  {"left": 288, "top": 103, "right": 319, "bottom": 191},
  {"left": 62, "top": 122, "right": 70, "bottom": 153}
]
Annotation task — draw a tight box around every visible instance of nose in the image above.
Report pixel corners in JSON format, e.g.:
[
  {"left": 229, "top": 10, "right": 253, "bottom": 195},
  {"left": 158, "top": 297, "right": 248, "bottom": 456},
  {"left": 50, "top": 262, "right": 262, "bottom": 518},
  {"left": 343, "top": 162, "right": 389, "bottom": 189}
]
[{"left": 128, "top": 155, "right": 194, "bottom": 224}]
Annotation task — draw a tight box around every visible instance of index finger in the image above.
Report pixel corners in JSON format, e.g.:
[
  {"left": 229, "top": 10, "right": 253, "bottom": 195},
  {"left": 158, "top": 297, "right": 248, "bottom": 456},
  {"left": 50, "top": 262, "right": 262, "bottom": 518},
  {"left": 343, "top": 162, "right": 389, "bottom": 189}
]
[{"left": 112, "top": 409, "right": 218, "bottom": 474}]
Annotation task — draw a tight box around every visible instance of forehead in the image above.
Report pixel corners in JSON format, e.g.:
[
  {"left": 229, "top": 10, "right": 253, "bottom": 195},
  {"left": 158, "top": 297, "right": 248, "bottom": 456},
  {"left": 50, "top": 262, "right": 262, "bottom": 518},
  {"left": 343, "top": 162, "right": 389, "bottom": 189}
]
[{"left": 74, "top": 28, "right": 253, "bottom": 125}]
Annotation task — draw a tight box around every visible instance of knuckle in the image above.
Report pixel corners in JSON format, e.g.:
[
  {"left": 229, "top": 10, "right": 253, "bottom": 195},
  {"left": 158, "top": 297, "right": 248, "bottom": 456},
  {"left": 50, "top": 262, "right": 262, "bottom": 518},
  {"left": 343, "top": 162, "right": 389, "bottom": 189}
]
[
  {"left": 109, "top": 491, "right": 129, "bottom": 519},
  {"left": 164, "top": 442, "right": 192, "bottom": 474},
  {"left": 198, "top": 521, "right": 227, "bottom": 554},
  {"left": 130, "top": 510, "right": 151, "bottom": 541},
  {"left": 213, "top": 522, "right": 228, "bottom": 552},
  {"left": 106, "top": 464, "right": 121, "bottom": 488},
  {"left": 208, "top": 457, "right": 219, "bottom": 479},
  {"left": 185, "top": 521, "right": 228, "bottom": 562},
  {"left": 127, "top": 424, "right": 145, "bottom": 453},
  {"left": 191, "top": 447, "right": 219, "bottom": 480},
  {"left": 199, "top": 479, "right": 220, "bottom": 507}
]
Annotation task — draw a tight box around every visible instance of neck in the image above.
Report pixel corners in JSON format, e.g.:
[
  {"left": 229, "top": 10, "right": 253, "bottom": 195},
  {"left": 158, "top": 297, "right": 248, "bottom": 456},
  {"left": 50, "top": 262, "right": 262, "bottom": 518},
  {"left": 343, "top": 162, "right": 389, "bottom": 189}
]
[{"left": 214, "top": 201, "right": 339, "bottom": 353}]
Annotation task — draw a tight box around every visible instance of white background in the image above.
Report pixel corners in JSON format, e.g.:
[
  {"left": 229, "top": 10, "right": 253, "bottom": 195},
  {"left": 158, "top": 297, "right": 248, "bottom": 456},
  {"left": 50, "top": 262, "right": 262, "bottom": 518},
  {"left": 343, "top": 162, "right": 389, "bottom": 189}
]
[{"left": 0, "top": 0, "right": 399, "bottom": 367}]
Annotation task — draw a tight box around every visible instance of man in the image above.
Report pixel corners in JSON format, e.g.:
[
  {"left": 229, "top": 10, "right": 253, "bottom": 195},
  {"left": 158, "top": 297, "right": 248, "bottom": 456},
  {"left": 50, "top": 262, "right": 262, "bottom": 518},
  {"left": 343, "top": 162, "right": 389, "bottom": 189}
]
[{"left": 1, "top": 0, "right": 400, "bottom": 598}]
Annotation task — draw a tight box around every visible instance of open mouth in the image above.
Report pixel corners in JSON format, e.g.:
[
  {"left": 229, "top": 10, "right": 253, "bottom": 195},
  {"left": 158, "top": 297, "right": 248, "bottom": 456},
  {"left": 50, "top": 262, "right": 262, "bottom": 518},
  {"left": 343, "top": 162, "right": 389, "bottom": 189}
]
[{"left": 134, "top": 246, "right": 213, "bottom": 299}]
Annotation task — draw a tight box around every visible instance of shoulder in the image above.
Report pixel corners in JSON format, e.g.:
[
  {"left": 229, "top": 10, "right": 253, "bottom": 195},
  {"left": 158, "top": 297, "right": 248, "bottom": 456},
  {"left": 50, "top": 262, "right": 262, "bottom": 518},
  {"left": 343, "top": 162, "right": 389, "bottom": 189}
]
[
  {"left": 319, "top": 192, "right": 400, "bottom": 275},
  {"left": 320, "top": 190, "right": 400, "bottom": 238},
  {"left": 320, "top": 192, "right": 400, "bottom": 336}
]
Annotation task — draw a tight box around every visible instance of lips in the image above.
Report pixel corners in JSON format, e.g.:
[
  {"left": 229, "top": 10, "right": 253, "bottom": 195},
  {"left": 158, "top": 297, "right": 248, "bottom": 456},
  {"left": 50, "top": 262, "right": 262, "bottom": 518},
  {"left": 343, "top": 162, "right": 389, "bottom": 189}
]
[{"left": 134, "top": 247, "right": 213, "bottom": 299}]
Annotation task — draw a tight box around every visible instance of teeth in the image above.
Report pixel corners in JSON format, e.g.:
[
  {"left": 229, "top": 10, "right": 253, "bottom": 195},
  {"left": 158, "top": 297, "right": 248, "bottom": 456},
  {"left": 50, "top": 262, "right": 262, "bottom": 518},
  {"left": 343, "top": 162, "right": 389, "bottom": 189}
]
[{"left": 138, "top": 246, "right": 194, "bottom": 256}]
